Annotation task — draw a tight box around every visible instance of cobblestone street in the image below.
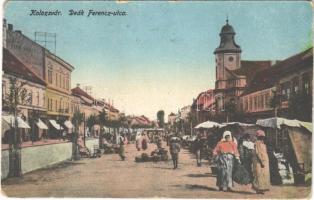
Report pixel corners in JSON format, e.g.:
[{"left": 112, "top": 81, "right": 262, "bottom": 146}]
[{"left": 1, "top": 142, "right": 311, "bottom": 198}]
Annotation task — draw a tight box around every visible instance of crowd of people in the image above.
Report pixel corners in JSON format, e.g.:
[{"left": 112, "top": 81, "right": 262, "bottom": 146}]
[
  {"left": 212, "top": 129, "right": 270, "bottom": 194},
  {"left": 76, "top": 128, "right": 272, "bottom": 194}
]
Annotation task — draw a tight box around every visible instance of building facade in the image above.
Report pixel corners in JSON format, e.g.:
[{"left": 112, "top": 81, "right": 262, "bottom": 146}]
[
  {"left": 191, "top": 89, "right": 215, "bottom": 123},
  {"left": 168, "top": 113, "right": 176, "bottom": 126},
  {"left": 240, "top": 48, "right": 313, "bottom": 122},
  {"left": 2, "top": 48, "right": 47, "bottom": 141},
  {"left": 4, "top": 21, "right": 45, "bottom": 80},
  {"left": 45, "top": 50, "right": 74, "bottom": 121}
]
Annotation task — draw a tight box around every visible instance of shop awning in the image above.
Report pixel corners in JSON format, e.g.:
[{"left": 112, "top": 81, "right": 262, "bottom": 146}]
[
  {"left": 36, "top": 119, "right": 48, "bottom": 130},
  {"left": 49, "top": 120, "right": 63, "bottom": 130},
  {"left": 64, "top": 120, "right": 73, "bottom": 129},
  {"left": 2, "top": 115, "right": 31, "bottom": 129}
]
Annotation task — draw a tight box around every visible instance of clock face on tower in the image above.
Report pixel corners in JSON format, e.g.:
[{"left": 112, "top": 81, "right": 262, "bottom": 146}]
[{"left": 224, "top": 54, "right": 237, "bottom": 70}]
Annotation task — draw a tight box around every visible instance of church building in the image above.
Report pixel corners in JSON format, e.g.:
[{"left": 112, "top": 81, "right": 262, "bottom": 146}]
[{"left": 214, "top": 19, "right": 273, "bottom": 121}]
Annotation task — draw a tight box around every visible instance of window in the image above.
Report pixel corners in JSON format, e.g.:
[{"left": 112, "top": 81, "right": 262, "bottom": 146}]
[
  {"left": 48, "top": 69, "right": 53, "bottom": 84},
  {"left": 55, "top": 100, "right": 58, "bottom": 111},
  {"left": 244, "top": 98, "right": 248, "bottom": 111},
  {"left": 48, "top": 98, "right": 51, "bottom": 111},
  {"left": 2, "top": 81, "right": 6, "bottom": 100},
  {"left": 281, "top": 82, "right": 291, "bottom": 101},
  {"left": 302, "top": 74, "right": 311, "bottom": 95},
  {"left": 29, "top": 91, "right": 33, "bottom": 105},
  {"left": 254, "top": 96, "right": 258, "bottom": 111},
  {"left": 292, "top": 77, "right": 299, "bottom": 94},
  {"left": 228, "top": 56, "right": 234, "bottom": 62},
  {"left": 59, "top": 74, "right": 62, "bottom": 88},
  {"left": 249, "top": 97, "right": 253, "bottom": 111},
  {"left": 56, "top": 73, "right": 58, "bottom": 86},
  {"left": 37, "top": 91, "right": 40, "bottom": 106}
]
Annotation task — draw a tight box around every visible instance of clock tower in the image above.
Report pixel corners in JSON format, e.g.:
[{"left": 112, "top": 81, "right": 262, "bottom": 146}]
[
  {"left": 214, "top": 19, "right": 241, "bottom": 81},
  {"left": 214, "top": 19, "right": 242, "bottom": 114}
]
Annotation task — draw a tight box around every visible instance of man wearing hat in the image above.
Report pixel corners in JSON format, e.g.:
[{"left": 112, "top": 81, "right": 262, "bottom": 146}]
[{"left": 169, "top": 137, "right": 181, "bottom": 169}]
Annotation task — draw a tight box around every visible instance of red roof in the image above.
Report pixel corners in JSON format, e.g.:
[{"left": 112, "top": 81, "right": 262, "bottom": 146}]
[
  {"left": 3, "top": 48, "right": 46, "bottom": 85},
  {"left": 71, "top": 86, "right": 94, "bottom": 101},
  {"left": 232, "top": 60, "right": 273, "bottom": 84},
  {"left": 242, "top": 48, "right": 313, "bottom": 96}
]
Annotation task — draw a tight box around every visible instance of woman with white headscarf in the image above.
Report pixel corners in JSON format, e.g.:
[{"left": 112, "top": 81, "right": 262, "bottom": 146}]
[{"left": 213, "top": 130, "right": 240, "bottom": 192}]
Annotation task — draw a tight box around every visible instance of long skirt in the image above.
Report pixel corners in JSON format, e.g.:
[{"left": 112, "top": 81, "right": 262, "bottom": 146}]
[{"left": 216, "top": 154, "right": 234, "bottom": 188}]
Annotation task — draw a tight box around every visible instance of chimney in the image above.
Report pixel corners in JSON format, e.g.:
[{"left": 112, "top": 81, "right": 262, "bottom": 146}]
[
  {"left": 8, "top": 24, "right": 13, "bottom": 31},
  {"left": 76, "top": 83, "right": 80, "bottom": 88},
  {"left": 15, "top": 30, "right": 22, "bottom": 34}
]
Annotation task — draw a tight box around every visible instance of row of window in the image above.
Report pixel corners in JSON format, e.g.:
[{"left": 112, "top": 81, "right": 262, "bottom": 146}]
[
  {"left": 47, "top": 98, "right": 70, "bottom": 113},
  {"left": 281, "top": 74, "right": 311, "bottom": 101},
  {"left": 243, "top": 92, "right": 271, "bottom": 112},
  {"left": 48, "top": 69, "right": 70, "bottom": 91},
  {"left": 2, "top": 81, "right": 45, "bottom": 108}
]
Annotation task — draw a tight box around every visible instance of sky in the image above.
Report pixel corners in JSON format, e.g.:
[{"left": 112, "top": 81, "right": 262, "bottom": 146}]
[{"left": 4, "top": 1, "right": 312, "bottom": 120}]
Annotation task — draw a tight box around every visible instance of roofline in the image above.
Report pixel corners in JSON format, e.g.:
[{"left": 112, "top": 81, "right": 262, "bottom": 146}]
[
  {"left": 45, "top": 50, "right": 75, "bottom": 71},
  {"left": 3, "top": 48, "right": 46, "bottom": 86}
]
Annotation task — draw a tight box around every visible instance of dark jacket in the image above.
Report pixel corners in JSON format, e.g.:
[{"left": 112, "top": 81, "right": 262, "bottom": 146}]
[{"left": 170, "top": 142, "right": 180, "bottom": 154}]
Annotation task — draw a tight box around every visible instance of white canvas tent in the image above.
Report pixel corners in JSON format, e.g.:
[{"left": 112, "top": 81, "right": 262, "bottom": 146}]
[
  {"left": 194, "top": 121, "right": 222, "bottom": 129},
  {"left": 256, "top": 117, "right": 312, "bottom": 132}
]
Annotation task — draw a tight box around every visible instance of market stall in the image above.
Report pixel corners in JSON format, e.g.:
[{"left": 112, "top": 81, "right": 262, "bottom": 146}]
[{"left": 256, "top": 117, "right": 312, "bottom": 185}]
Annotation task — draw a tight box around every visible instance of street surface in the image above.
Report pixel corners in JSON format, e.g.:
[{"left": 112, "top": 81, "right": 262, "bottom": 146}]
[{"left": 1, "top": 142, "right": 311, "bottom": 198}]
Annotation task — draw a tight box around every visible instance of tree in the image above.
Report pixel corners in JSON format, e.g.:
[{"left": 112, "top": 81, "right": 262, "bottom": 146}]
[
  {"left": 157, "top": 110, "right": 165, "bottom": 128},
  {"left": 2, "top": 76, "right": 30, "bottom": 177},
  {"left": 98, "top": 109, "right": 108, "bottom": 147},
  {"left": 71, "top": 109, "right": 84, "bottom": 160},
  {"left": 86, "top": 114, "right": 97, "bottom": 137},
  {"left": 288, "top": 91, "right": 312, "bottom": 122},
  {"left": 187, "top": 111, "right": 197, "bottom": 136}
]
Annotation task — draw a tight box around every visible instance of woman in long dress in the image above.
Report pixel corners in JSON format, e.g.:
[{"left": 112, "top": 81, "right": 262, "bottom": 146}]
[
  {"left": 213, "top": 131, "right": 240, "bottom": 192},
  {"left": 252, "top": 130, "right": 270, "bottom": 194}
]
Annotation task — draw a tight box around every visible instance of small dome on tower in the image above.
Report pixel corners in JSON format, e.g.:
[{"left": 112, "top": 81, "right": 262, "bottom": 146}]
[
  {"left": 220, "top": 20, "right": 235, "bottom": 34},
  {"left": 214, "top": 18, "right": 241, "bottom": 54}
]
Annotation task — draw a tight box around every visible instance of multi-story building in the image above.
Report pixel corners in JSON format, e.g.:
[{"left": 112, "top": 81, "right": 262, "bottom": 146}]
[
  {"left": 180, "top": 105, "right": 191, "bottom": 121},
  {"left": 71, "top": 85, "right": 99, "bottom": 135},
  {"left": 241, "top": 47, "right": 313, "bottom": 122},
  {"left": 4, "top": 21, "right": 45, "bottom": 80},
  {"left": 45, "top": 50, "right": 74, "bottom": 122},
  {"left": 2, "top": 48, "right": 47, "bottom": 141},
  {"left": 213, "top": 19, "right": 273, "bottom": 117},
  {"left": 168, "top": 112, "right": 176, "bottom": 126},
  {"left": 191, "top": 89, "right": 215, "bottom": 123}
]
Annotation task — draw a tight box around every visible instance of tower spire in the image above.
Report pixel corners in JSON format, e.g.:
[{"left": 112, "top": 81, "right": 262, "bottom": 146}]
[{"left": 226, "top": 15, "right": 229, "bottom": 24}]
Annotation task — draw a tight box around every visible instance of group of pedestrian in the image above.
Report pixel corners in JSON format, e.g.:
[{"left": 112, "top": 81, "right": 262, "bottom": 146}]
[
  {"left": 118, "top": 133, "right": 128, "bottom": 161},
  {"left": 135, "top": 131, "right": 150, "bottom": 151},
  {"left": 213, "top": 129, "right": 270, "bottom": 194}
]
